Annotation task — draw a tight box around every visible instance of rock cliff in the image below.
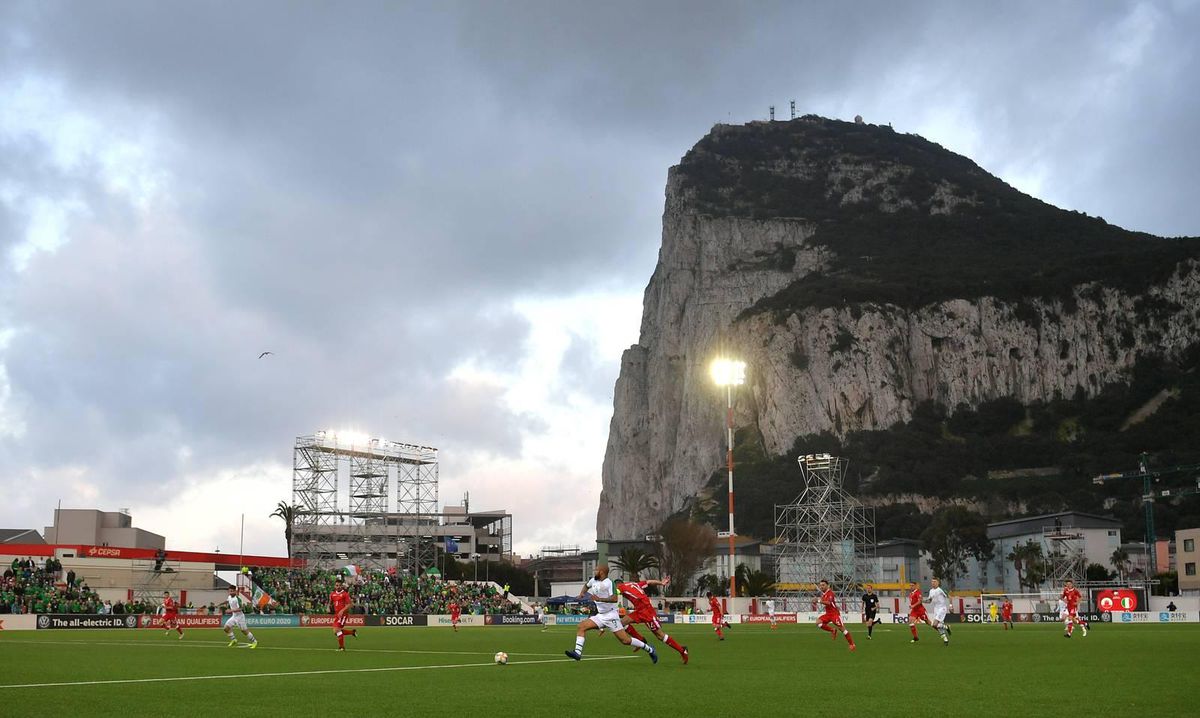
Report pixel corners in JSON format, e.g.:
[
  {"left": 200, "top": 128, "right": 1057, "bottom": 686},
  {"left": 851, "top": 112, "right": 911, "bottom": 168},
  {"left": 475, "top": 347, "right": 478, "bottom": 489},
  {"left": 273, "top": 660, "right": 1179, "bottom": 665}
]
[{"left": 597, "top": 116, "right": 1200, "bottom": 540}]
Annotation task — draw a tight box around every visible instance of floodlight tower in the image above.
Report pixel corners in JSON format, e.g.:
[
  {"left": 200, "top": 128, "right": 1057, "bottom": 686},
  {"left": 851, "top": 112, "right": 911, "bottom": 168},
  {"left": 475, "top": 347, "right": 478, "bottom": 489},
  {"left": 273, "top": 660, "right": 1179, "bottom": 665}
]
[{"left": 711, "top": 357, "right": 746, "bottom": 598}]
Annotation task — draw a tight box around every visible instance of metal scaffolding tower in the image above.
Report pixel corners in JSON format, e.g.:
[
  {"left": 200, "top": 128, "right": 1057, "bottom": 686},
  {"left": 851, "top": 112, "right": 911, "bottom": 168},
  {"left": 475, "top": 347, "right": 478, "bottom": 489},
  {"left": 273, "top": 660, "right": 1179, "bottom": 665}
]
[
  {"left": 1042, "top": 524, "right": 1086, "bottom": 587},
  {"left": 396, "top": 449, "right": 439, "bottom": 576},
  {"left": 292, "top": 431, "right": 438, "bottom": 573},
  {"left": 774, "top": 454, "right": 875, "bottom": 601}
]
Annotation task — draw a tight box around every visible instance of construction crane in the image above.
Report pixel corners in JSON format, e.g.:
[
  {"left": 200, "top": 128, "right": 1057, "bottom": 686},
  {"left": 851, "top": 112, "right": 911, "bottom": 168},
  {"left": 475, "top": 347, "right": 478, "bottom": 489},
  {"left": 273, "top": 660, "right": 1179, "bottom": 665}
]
[{"left": 1093, "top": 452, "right": 1200, "bottom": 575}]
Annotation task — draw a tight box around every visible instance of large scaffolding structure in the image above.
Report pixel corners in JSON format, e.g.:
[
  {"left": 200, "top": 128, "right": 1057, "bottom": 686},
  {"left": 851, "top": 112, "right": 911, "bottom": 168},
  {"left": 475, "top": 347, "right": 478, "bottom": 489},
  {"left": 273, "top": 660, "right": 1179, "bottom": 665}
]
[
  {"left": 292, "top": 431, "right": 438, "bottom": 574},
  {"left": 774, "top": 454, "right": 875, "bottom": 602},
  {"left": 1042, "top": 523, "right": 1086, "bottom": 587}
]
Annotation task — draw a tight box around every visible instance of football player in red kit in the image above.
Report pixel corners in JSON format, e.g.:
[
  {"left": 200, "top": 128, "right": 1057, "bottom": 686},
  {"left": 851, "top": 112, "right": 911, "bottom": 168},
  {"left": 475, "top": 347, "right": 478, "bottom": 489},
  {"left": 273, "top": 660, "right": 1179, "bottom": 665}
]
[
  {"left": 1061, "top": 580, "right": 1089, "bottom": 638},
  {"left": 330, "top": 579, "right": 358, "bottom": 651},
  {"left": 706, "top": 591, "right": 731, "bottom": 640},
  {"left": 450, "top": 601, "right": 461, "bottom": 632},
  {"left": 616, "top": 576, "right": 689, "bottom": 664},
  {"left": 816, "top": 580, "right": 856, "bottom": 651},
  {"left": 160, "top": 591, "right": 183, "bottom": 638},
  {"left": 907, "top": 581, "right": 933, "bottom": 642}
]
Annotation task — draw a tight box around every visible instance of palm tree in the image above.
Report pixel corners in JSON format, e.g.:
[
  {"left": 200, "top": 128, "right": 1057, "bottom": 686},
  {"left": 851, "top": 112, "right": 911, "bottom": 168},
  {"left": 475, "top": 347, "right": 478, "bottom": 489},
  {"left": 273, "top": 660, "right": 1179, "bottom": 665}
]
[
  {"left": 1007, "top": 541, "right": 1045, "bottom": 592},
  {"left": 1110, "top": 547, "right": 1131, "bottom": 582},
  {"left": 611, "top": 547, "right": 659, "bottom": 580},
  {"left": 735, "top": 564, "right": 775, "bottom": 597},
  {"left": 270, "top": 502, "right": 299, "bottom": 559}
]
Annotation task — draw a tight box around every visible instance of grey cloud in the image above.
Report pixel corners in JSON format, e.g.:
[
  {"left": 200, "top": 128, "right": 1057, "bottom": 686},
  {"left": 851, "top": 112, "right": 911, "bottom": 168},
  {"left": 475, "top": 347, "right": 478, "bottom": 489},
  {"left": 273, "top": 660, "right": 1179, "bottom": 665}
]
[{"left": 0, "top": 0, "right": 1197, "bottom": 547}]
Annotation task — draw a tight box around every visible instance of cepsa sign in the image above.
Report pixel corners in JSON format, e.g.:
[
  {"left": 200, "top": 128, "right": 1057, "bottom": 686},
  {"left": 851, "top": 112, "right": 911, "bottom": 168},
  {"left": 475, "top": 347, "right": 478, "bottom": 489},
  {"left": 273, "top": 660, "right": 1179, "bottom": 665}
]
[{"left": 1096, "top": 589, "right": 1139, "bottom": 612}]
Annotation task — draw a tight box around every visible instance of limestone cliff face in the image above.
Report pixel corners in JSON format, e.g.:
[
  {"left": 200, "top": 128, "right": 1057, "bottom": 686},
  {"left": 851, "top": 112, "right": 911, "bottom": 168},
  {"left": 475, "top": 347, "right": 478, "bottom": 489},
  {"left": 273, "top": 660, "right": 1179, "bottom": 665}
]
[{"left": 596, "top": 116, "right": 1200, "bottom": 540}]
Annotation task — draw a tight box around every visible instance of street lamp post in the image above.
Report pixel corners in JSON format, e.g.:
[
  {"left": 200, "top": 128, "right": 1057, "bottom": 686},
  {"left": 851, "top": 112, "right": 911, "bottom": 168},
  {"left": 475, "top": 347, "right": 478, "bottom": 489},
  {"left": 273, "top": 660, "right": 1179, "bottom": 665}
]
[{"left": 711, "top": 357, "right": 746, "bottom": 600}]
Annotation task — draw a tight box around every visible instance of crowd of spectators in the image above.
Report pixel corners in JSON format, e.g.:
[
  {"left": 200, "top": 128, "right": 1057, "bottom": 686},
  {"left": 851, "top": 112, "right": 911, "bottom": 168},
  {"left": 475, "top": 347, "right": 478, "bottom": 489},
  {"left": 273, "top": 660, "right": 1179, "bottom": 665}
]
[
  {"left": 252, "top": 568, "right": 520, "bottom": 616},
  {"left": 2, "top": 556, "right": 102, "bottom": 614}
]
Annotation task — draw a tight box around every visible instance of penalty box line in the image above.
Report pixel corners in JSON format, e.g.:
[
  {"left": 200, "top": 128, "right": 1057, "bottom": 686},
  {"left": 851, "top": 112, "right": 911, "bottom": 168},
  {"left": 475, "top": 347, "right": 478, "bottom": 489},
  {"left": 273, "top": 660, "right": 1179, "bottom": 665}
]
[{"left": 0, "top": 654, "right": 639, "bottom": 690}]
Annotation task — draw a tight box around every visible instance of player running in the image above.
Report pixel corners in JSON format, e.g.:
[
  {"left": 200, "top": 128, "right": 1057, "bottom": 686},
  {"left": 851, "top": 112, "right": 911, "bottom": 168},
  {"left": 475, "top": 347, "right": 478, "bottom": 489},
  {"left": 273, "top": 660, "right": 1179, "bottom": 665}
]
[
  {"left": 1055, "top": 596, "right": 1070, "bottom": 633},
  {"left": 1061, "top": 580, "right": 1088, "bottom": 638},
  {"left": 616, "top": 576, "right": 689, "bottom": 664},
  {"left": 449, "top": 600, "right": 461, "bottom": 633},
  {"left": 563, "top": 563, "right": 657, "bottom": 663},
  {"left": 907, "top": 581, "right": 933, "bottom": 643},
  {"left": 539, "top": 603, "right": 551, "bottom": 631},
  {"left": 764, "top": 598, "right": 777, "bottom": 630},
  {"left": 927, "top": 578, "right": 951, "bottom": 646},
  {"left": 159, "top": 591, "right": 184, "bottom": 639},
  {"left": 706, "top": 591, "right": 731, "bottom": 640},
  {"left": 815, "top": 580, "right": 856, "bottom": 651},
  {"left": 222, "top": 585, "right": 258, "bottom": 648},
  {"left": 330, "top": 578, "right": 358, "bottom": 651},
  {"left": 1001, "top": 596, "right": 1014, "bottom": 630},
  {"left": 861, "top": 585, "right": 879, "bottom": 639}
]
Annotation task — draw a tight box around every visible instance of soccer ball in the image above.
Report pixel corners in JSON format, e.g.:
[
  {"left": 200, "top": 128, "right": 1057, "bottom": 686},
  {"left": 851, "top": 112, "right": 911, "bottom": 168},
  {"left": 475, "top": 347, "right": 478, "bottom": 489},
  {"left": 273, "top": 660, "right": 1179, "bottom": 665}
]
[{"left": 494, "top": 651, "right": 508, "bottom": 665}]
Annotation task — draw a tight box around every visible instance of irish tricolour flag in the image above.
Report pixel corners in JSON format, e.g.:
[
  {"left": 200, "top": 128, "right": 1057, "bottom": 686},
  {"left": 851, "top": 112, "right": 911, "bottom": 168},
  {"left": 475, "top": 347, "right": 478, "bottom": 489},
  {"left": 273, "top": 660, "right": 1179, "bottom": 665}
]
[{"left": 250, "top": 583, "right": 275, "bottom": 610}]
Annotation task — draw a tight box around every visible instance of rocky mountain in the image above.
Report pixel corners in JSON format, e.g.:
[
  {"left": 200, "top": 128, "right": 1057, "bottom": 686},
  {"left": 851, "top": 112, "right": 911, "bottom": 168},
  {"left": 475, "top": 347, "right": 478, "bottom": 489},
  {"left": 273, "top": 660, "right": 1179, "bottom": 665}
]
[{"left": 597, "top": 116, "right": 1200, "bottom": 541}]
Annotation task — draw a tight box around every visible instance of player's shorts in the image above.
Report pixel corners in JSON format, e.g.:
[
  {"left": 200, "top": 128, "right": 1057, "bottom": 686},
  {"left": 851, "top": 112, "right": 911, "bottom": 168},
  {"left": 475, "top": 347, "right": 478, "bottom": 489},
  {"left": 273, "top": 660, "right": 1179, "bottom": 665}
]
[
  {"left": 450, "top": 615, "right": 460, "bottom": 624},
  {"left": 224, "top": 613, "right": 247, "bottom": 631},
  {"left": 711, "top": 613, "right": 724, "bottom": 625},
  {"left": 864, "top": 609, "right": 877, "bottom": 621},
  {"left": 589, "top": 613, "right": 624, "bottom": 633},
  {"left": 1066, "top": 607, "right": 1079, "bottom": 618},
  {"left": 630, "top": 606, "right": 660, "bottom": 631},
  {"left": 334, "top": 614, "right": 349, "bottom": 629},
  {"left": 1001, "top": 612, "right": 1012, "bottom": 621},
  {"left": 819, "top": 611, "right": 843, "bottom": 627},
  {"left": 909, "top": 605, "right": 927, "bottom": 620},
  {"left": 1058, "top": 611, "right": 1069, "bottom": 621},
  {"left": 931, "top": 607, "right": 948, "bottom": 624},
  {"left": 163, "top": 612, "right": 178, "bottom": 623}
]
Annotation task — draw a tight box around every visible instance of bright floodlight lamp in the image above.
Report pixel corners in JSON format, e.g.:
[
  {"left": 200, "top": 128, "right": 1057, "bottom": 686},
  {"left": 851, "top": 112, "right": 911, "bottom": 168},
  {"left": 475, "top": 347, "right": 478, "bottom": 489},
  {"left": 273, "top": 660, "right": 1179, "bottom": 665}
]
[
  {"left": 711, "top": 357, "right": 746, "bottom": 600},
  {"left": 710, "top": 358, "right": 746, "bottom": 387}
]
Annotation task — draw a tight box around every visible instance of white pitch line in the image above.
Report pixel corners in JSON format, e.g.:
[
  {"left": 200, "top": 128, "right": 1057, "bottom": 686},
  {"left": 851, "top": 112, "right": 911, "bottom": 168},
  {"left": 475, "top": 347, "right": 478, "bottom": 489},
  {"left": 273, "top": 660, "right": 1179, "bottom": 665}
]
[
  {"left": 0, "top": 654, "right": 638, "bottom": 690},
  {"left": 0, "top": 639, "right": 567, "bottom": 658}
]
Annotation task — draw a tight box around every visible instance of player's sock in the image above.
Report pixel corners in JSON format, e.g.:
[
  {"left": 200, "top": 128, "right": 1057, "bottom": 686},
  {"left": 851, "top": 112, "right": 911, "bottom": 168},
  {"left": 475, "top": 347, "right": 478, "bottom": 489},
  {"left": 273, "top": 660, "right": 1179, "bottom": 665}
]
[
  {"left": 910, "top": 624, "right": 918, "bottom": 639},
  {"left": 844, "top": 632, "right": 854, "bottom": 645},
  {"left": 349, "top": 629, "right": 357, "bottom": 637},
  {"left": 337, "top": 631, "right": 345, "bottom": 649},
  {"left": 867, "top": 623, "right": 874, "bottom": 637},
  {"left": 716, "top": 627, "right": 723, "bottom": 639},
  {"left": 818, "top": 623, "right": 834, "bottom": 634},
  {"left": 176, "top": 627, "right": 183, "bottom": 636},
  {"left": 574, "top": 636, "right": 585, "bottom": 655},
  {"left": 625, "top": 624, "right": 646, "bottom": 642},
  {"left": 245, "top": 631, "right": 256, "bottom": 643},
  {"left": 629, "top": 638, "right": 647, "bottom": 650},
  {"left": 664, "top": 634, "right": 684, "bottom": 654}
]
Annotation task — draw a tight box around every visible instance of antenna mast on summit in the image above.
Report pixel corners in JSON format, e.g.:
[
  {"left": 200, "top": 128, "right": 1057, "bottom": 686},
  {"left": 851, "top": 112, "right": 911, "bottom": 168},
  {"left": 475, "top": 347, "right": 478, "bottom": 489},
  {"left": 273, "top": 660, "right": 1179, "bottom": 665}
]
[
  {"left": 790, "top": 100, "right": 796, "bottom": 120},
  {"left": 769, "top": 105, "right": 775, "bottom": 121}
]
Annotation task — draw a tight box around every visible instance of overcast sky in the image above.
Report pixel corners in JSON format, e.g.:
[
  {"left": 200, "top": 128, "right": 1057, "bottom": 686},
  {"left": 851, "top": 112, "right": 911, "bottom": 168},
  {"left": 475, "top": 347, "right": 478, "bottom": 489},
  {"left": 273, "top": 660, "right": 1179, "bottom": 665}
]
[{"left": 1, "top": 1, "right": 1197, "bottom": 558}]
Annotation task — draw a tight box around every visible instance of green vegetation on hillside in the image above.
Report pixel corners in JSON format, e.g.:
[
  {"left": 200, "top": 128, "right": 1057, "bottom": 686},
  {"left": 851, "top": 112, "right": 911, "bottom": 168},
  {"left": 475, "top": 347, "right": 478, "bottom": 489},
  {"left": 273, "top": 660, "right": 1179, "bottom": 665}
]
[
  {"left": 675, "top": 117, "right": 1200, "bottom": 314},
  {"left": 692, "top": 350, "right": 1200, "bottom": 541}
]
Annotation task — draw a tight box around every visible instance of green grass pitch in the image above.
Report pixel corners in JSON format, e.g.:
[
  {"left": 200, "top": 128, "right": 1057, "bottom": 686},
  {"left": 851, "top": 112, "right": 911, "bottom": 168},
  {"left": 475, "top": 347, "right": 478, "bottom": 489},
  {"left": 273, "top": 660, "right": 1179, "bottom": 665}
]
[{"left": 0, "top": 622, "right": 1195, "bottom": 717}]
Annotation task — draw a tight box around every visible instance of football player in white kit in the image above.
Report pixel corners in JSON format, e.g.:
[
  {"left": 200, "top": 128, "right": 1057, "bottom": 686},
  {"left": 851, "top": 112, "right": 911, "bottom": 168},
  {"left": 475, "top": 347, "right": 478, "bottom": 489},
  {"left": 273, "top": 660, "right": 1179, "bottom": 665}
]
[
  {"left": 539, "top": 603, "right": 551, "bottom": 631},
  {"left": 927, "top": 578, "right": 951, "bottom": 646},
  {"left": 222, "top": 586, "right": 258, "bottom": 648},
  {"left": 765, "top": 599, "right": 777, "bottom": 629},
  {"left": 1056, "top": 596, "right": 1070, "bottom": 631},
  {"left": 564, "top": 563, "right": 657, "bottom": 663}
]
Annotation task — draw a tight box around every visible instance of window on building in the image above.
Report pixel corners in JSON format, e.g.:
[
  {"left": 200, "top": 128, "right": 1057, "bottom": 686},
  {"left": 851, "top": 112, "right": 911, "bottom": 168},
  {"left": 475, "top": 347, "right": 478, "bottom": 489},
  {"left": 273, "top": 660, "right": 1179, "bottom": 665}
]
[
  {"left": 1186, "top": 562, "right": 1197, "bottom": 577},
  {"left": 1107, "top": 530, "right": 1118, "bottom": 537},
  {"left": 1185, "top": 539, "right": 1195, "bottom": 553}
]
